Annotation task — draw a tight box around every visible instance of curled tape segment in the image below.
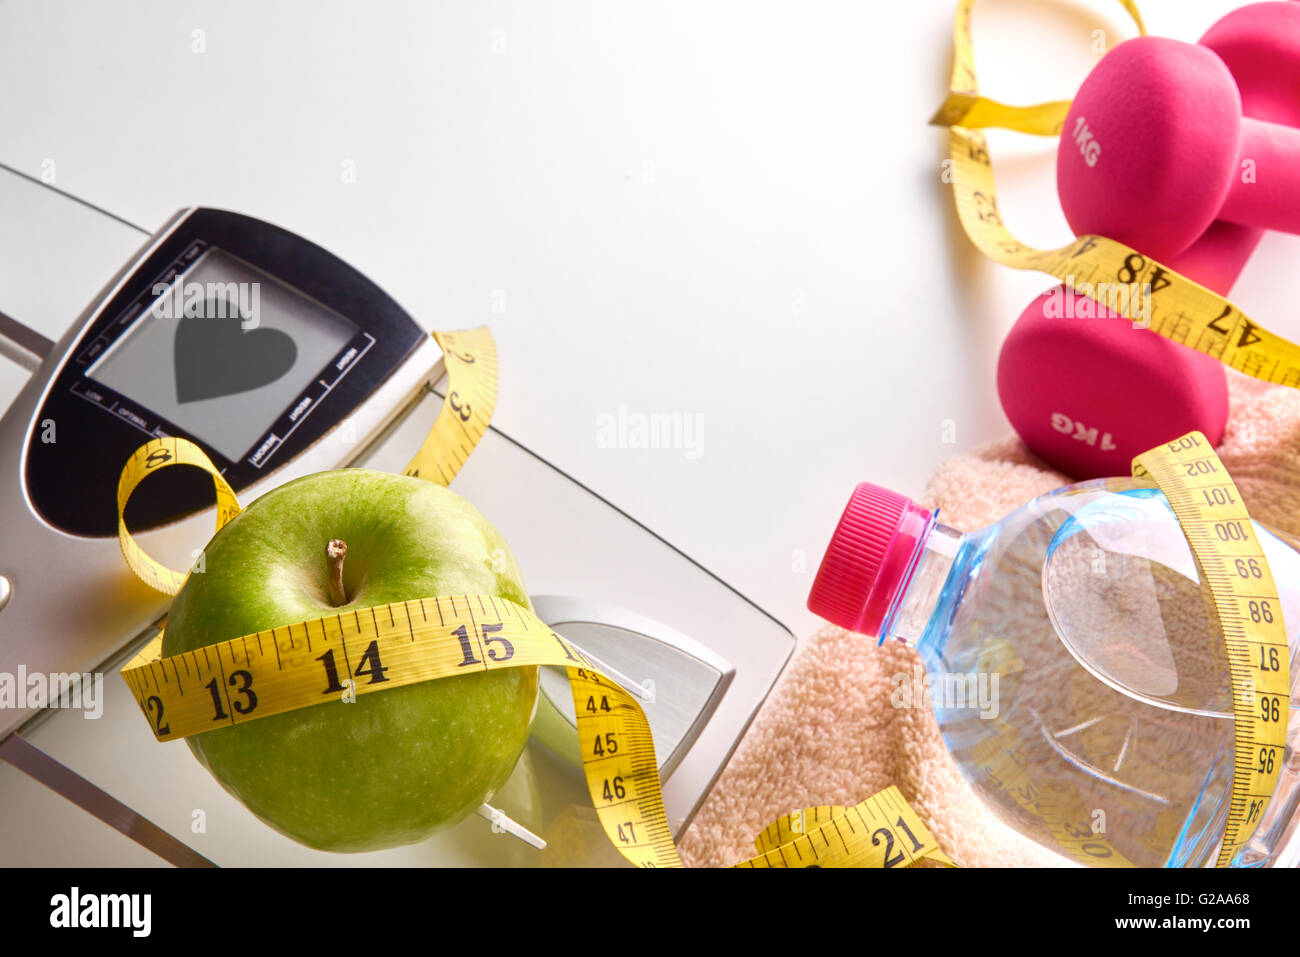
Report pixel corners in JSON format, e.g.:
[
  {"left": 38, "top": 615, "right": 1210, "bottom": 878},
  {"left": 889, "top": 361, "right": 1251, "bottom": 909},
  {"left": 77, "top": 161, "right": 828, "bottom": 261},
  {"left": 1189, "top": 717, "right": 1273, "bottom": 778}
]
[
  {"left": 1132, "top": 433, "right": 1289, "bottom": 866},
  {"left": 738, "top": 788, "right": 956, "bottom": 868}
]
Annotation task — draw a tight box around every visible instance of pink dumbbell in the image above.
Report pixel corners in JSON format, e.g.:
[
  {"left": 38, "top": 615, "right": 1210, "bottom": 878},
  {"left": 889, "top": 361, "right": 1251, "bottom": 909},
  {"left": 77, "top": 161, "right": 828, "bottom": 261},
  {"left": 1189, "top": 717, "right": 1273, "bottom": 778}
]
[
  {"left": 999, "top": 222, "right": 1257, "bottom": 478},
  {"left": 1058, "top": 27, "right": 1300, "bottom": 263},
  {"left": 997, "top": 2, "right": 1300, "bottom": 478}
]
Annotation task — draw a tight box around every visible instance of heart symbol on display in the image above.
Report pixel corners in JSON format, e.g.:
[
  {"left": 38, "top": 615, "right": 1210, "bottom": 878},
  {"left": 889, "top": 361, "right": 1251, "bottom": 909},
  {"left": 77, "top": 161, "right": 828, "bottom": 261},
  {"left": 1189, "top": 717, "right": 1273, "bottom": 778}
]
[{"left": 173, "top": 297, "right": 297, "bottom": 404}]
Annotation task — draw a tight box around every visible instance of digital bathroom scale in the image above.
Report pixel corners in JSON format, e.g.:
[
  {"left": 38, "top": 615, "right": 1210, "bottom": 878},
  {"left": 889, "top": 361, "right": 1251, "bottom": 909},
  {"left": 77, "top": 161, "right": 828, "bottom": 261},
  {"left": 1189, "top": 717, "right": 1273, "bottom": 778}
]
[{"left": 0, "top": 170, "right": 795, "bottom": 866}]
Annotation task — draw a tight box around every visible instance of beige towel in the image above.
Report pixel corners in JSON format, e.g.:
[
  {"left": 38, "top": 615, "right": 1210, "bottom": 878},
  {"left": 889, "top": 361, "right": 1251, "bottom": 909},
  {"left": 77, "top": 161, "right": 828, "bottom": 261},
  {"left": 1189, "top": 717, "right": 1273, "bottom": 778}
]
[{"left": 678, "top": 370, "right": 1300, "bottom": 867}]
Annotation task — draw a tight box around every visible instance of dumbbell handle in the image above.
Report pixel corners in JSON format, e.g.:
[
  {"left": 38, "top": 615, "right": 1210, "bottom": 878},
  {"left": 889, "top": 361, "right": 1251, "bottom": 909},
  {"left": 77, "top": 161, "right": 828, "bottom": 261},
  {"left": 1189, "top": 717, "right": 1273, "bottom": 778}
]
[
  {"left": 1219, "top": 117, "right": 1300, "bottom": 233},
  {"left": 1164, "top": 220, "right": 1261, "bottom": 296}
]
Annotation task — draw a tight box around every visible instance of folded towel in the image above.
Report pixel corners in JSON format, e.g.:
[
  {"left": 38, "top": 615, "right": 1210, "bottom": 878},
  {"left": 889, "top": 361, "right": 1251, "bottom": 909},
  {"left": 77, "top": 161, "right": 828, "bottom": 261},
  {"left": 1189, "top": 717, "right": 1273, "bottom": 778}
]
[{"left": 678, "top": 369, "right": 1300, "bottom": 867}]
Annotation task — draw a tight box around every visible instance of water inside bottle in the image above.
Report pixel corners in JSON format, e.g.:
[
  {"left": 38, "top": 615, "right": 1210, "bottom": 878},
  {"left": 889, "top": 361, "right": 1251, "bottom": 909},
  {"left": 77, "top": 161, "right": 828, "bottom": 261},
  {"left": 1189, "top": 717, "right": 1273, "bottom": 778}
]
[{"left": 918, "top": 482, "right": 1300, "bottom": 866}]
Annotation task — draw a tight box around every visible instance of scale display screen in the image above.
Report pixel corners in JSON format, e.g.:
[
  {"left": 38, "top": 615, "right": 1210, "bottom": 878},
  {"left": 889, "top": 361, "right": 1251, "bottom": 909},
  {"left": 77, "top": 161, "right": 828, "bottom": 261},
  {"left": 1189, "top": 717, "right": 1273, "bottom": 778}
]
[{"left": 88, "top": 248, "right": 358, "bottom": 461}]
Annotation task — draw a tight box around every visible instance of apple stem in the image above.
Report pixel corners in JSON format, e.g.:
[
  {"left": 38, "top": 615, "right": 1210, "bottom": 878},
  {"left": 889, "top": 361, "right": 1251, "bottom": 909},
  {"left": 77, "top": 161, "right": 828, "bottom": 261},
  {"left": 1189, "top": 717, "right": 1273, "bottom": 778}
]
[{"left": 326, "top": 539, "right": 349, "bottom": 606}]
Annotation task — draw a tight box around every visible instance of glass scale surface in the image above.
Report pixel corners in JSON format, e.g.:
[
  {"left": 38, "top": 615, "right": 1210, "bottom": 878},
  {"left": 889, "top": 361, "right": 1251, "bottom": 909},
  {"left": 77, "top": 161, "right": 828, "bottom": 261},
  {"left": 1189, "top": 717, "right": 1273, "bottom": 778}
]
[{"left": 0, "top": 170, "right": 794, "bottom": 866}]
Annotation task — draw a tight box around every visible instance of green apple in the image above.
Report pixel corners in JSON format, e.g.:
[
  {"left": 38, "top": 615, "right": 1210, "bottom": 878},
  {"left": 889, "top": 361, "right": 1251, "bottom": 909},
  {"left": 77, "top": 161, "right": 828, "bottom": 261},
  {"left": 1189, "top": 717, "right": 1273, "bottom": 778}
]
[{"left": 163, "top": 468, "right": 539, "bottom": 852}]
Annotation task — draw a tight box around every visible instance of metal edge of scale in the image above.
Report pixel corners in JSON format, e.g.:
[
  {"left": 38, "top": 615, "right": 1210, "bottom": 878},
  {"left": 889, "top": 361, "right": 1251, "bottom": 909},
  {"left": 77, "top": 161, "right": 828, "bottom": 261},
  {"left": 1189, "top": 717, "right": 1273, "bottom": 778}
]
[
  {"left": 530, "top": 594, "right": 735, "bottom": 830},
  {"left": 532, "top": 594, "right": 735, "bottom": 778},
  {"left": 1, "top": 585, "right": 734, "bottom": 866},
  {"left": 0, "top": 206, "right": 447, "bottom": 739},
  {"left": 3, "top": 377, "right": 758, "bottom": 865}
]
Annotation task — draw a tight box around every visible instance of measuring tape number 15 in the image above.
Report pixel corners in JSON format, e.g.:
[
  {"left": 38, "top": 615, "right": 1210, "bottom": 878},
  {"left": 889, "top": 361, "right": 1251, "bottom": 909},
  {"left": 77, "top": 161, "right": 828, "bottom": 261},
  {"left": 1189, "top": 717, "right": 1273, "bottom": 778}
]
[{"left": 114, "top": 329, "right": 1287, "bottom": 866}]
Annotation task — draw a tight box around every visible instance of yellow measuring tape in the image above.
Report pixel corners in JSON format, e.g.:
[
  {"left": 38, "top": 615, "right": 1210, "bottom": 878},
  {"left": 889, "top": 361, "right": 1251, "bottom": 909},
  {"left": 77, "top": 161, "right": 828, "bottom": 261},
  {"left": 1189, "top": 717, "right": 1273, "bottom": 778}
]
[
  {"left": 1132, "top": 433, "right": 1289, "bottom": 866},
  {"left": 932, "top": 0, "right": 1300, "bottom": 387},
  {"left": 400, "top": 328, "right": 498, "bottom": 486},
  {"left": 125, "top": 592, "right": 682, "bottom": 866},
  {"left": 115, "top": 355, "right": 1288, "bottom": 868},
  {"left": 736, "top": 790, "right": 954, "bottom": 868},
  {"left": 115, "top": 178, "right": 1290, "bottom": 871},
  {"left": 922, "top": 433, "right": 1289, "bottom": 869},
  {"left": 115, "top": 328, "right": 499, "bottom": 598},
  {"left": 118, "top": 327, "right": 679, "bottom": 868}
]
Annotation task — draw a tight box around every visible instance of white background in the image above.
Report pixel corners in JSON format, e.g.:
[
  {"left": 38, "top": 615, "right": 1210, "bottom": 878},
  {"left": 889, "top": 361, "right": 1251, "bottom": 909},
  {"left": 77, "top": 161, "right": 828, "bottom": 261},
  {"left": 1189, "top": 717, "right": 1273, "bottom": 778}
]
[{"left": 2, "top": 0, "right": 1297, "bottom": 645}]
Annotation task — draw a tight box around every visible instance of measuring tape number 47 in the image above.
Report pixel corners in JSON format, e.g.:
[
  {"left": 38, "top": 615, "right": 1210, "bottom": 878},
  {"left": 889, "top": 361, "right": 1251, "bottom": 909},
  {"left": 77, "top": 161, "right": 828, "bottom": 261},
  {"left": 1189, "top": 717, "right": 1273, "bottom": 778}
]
[
  {"left": 933, "top": 0, "right": 1300, "bottom": 385},
  {"left": 116, "top": 364, "right": 1290, "bottom": 868}
]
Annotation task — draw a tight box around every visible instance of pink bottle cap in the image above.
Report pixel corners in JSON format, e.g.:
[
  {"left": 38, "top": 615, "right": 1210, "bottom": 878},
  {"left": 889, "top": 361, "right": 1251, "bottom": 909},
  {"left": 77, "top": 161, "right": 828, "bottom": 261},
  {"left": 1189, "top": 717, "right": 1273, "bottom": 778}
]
[{"left": 807, "top": 483, "right": 934, "bottom": 637}]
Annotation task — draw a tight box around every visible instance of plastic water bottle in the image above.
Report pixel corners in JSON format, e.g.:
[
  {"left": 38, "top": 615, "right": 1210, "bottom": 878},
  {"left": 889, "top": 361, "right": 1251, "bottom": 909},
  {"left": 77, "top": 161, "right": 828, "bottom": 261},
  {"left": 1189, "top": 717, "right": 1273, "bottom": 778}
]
[{"left": 807, "top": 478, "right": 1300, "bottom": 867}]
